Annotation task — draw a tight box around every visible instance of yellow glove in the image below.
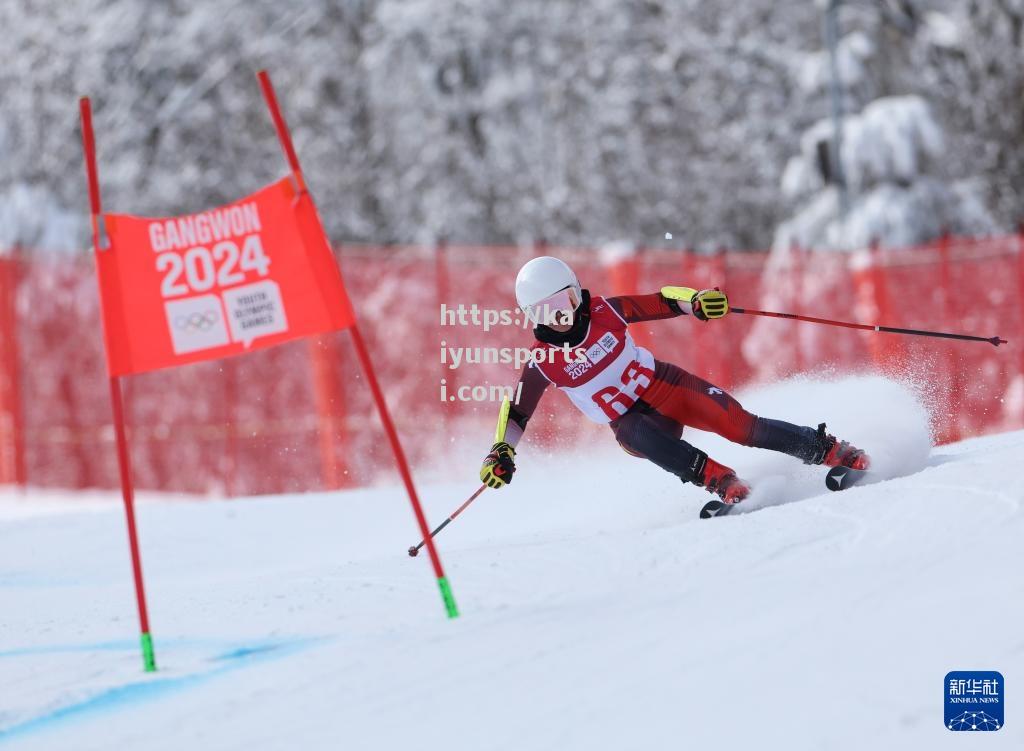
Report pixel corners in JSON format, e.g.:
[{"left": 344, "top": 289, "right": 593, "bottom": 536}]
[
  {"left": 692, "top": 288, "right": 729, "bottom": 320},
  {"left": 660, "top": 286, "right": 729, "bottom": 320},
  {"left": 480, "top": 442, "right": 516, "bottom": 488},
  {"left": 660, "top": 286, "right": 697, "bottom": 305}
]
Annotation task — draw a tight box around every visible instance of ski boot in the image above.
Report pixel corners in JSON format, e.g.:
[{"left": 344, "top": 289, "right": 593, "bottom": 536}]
[
  {"left": 697, "top": 457, "right": 751, "bottom": 519},
  {"left": 813, "top": 423, "right": 872, "bottom": 491},
  {"left": 812, "top": 423, "right": 870, "bottom": 470}
]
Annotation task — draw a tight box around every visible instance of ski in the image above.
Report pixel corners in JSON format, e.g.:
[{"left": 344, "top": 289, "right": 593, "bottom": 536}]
[
  {"left": 825, "top": 466, "right": 868, "bottom": 491},
  {"left": 700, "top": 499, "right": 736, "bottom": 519}
]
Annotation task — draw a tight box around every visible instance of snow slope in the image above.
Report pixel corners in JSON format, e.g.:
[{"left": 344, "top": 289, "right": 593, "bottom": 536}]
[{"left": 1, "top": 377, "right": 1022, "bottom": 750}]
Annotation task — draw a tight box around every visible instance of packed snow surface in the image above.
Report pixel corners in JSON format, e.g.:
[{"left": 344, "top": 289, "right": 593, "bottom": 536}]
[{"left": 1, "top": 377, "right": 1022, "bottom": 750}]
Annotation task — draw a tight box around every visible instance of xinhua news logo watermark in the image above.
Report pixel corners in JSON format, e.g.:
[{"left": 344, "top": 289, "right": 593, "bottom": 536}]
[{"left": 945, "top": 671, "right": 1003, "bottom": 731}]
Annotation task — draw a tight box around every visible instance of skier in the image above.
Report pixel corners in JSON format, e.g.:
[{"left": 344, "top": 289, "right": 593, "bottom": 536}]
[{"left": 479, "top": 256, "right": 870, "bottom": 517}]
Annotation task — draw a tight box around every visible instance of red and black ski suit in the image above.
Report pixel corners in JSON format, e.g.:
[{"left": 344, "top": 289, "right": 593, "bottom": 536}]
[{"left": 505, "top": 290, "right": 825, "bottom": 484}]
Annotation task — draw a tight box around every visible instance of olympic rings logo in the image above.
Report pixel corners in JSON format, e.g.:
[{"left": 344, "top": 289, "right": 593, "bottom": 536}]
[{"left": 174, "top": 311, "right": 220, "bottom": 332}]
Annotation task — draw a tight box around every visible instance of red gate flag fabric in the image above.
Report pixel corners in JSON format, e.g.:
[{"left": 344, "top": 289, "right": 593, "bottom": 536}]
[{"left": 96, "top": 177, "right": 356, "bottom": 376}]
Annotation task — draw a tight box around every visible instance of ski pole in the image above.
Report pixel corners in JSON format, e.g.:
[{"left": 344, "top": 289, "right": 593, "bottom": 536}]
[
  {"left": 408, "top": 485, "right": 486, "bottom": 557},
  {"left": 731, "top": 307, "right": 1007, "bottom": 347},
  {"left": 407, "top": 396, "right": 512, "bottom": 557}
]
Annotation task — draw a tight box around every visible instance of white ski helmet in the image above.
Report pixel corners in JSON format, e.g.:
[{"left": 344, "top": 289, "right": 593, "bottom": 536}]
[{"left": 515, "top": 256, "right": 583, "bottom": 325}]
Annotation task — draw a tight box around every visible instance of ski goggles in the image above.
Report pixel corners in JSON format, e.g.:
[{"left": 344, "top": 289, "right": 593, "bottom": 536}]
[{"left": 523, "top": 286, "right": 580, "bottom": 326}]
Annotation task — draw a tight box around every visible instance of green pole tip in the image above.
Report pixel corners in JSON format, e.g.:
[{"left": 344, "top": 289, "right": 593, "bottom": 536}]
[
  {"left": 437, "top": 576, "right": 459, "bottom": 619},
  {"left": 140, "top": 632, "right": 157, "bottom": 672}
]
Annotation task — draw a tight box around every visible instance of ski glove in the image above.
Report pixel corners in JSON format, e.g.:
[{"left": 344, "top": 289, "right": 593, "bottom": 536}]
[
  {"left": 480, "top": 441, "right": 516, "bottom": 488},
  {"left": 692, "top": 288, "right": 729, "bottom": 321},
  {"left": 660, "top": 286, "right": 729, "bottom": 320}
]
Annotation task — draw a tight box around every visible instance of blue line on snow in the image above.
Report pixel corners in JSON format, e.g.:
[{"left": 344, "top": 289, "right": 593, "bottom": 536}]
[
  {"left": 0, "top": 636, "right": 326, "bottom": 744},
  {"left": 0, "top": 640, "right": 135, "bottom": 658},
  {"left": 0, "top": 636, "right": 289, "bottom": 659},
  {"left": 0, "top": 573, "right": 78, "bottom": 588}
]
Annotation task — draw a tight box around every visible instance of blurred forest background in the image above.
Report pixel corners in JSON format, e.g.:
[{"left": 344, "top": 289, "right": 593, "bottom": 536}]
[{"left": 0, "top": 0, "right": 1020, "bottom": 253}]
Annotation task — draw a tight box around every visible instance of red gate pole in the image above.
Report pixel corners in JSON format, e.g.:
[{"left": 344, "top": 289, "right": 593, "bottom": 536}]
[
  {"left": 791, "top": 243, "right": 806, "bottom": 374},
  {"left": 309, "top": 335, "right": 347, "bottom": 490},
  {"left": 1018, "top": 225, "right": 1024, "bottom": 430},
  {"left": 0, "top": 253, "right": 27, "bottom": 487},
  {"left": 713, "top": 248, "right": 733, "bottom": 389},
  {"left": 256, "top": 70, "right": 459, "bottom": 618},
  {"left": 435, "top": 240, "right": 453, "bottom": 437},
  {"left": 79, "top": 97, "right": 158, "bottom": 670},
  {"left": 938, "top": 232, "right": 963, "bottom": 443}
]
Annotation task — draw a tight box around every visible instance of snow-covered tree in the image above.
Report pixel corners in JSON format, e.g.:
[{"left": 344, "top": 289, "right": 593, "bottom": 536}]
[
  {"left": 0, "top": 0, "right": 1015, "bottom": 253},
  {"left": 905, "top": 0, "right": 1024, "bottom": 231},
  {"left": 0, "top": 185, "right": 81, "bottom": 253},
  {"left": 772, "top": 3, "right": 994, "bottom": 252},
  {"left": 743, "top": 0, "right": 996, "bottom": 381},
  {"left": 0, "top": 0, "right": 826, "bottom": 252},
  {"left": 775, "top": 94, "right": 993, "bottom": 251}
]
